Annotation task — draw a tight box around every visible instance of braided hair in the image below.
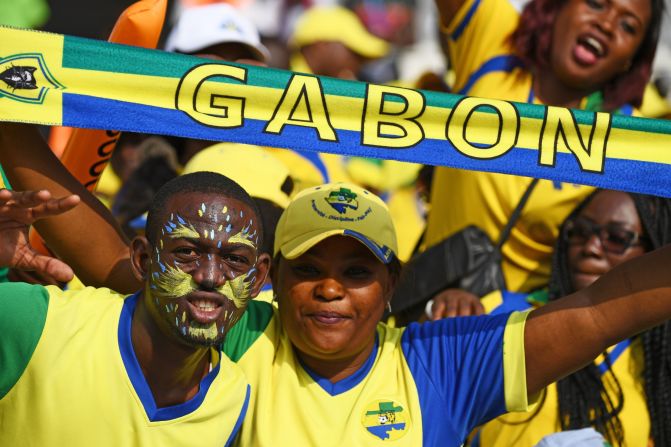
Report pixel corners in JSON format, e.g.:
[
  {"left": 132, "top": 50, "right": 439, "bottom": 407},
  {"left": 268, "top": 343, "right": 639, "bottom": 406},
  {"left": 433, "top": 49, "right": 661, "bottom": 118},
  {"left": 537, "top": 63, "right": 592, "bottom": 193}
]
[{"left": 549, "top": 190, "right": 671, "bottom": 446}]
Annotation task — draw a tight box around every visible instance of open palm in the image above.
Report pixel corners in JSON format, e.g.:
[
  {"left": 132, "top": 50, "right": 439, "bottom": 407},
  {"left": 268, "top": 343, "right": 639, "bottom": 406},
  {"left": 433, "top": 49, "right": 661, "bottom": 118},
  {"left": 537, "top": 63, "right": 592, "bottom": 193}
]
[{"left": 0, "top": 189, "right": 80, "bottom": 283}]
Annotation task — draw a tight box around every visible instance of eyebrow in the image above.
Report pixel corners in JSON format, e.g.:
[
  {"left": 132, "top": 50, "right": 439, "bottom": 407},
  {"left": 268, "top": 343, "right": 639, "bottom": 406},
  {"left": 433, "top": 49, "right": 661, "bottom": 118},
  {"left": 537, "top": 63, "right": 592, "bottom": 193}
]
[{"left": 579, "top": 215, "right": 637, "bottom": 228}]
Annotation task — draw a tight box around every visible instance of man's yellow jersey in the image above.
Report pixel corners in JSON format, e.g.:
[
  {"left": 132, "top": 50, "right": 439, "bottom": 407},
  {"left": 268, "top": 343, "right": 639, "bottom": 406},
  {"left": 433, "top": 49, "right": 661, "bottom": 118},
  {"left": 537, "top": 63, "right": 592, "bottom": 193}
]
[{"left": 0, "top": 283, "right": 250, "bottom": 447}]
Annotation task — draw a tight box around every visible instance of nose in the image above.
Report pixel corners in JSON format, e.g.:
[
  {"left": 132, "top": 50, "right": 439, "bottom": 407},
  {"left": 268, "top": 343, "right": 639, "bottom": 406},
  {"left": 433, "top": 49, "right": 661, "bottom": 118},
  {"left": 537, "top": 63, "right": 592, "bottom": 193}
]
[
  {"left": 314, "top": 277, "right": 345, "bottom": 301},
  {"left": 581, "top": 232, "right": 605, "bottom": 257},
  {"left": 595, "top": 9, "right": 616, "bottom": 37},
  {"left": 191, "top": 254, "right": 226, "bottom": 290}
]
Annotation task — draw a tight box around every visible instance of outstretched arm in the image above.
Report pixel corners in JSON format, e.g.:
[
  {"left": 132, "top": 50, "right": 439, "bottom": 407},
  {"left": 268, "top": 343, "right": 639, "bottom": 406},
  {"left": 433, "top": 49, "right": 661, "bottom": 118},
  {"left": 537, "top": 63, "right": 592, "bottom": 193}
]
[
  {"left": 525, "top": 245, "right": 671, "bottom": 396},
  {"left": 0, "top": 123, "right": 139, "bottom": 293}
]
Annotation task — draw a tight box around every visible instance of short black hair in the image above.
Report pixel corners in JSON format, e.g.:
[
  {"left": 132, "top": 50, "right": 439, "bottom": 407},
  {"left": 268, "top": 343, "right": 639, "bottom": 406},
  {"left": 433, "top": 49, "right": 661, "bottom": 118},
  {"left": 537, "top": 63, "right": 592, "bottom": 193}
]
[{"left": 145, "top": 171, "right": 263, "bottom": 248}]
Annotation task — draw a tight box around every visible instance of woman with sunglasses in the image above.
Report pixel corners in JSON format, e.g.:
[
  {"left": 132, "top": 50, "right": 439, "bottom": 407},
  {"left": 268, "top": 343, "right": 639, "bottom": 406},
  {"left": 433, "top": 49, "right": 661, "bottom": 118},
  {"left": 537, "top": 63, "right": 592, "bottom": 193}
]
[
  {"left": 424, "top": 0, "right": 665, "bottom": 295},
  {"left": 429, "top": 189, "right": 671, "bottom": 446}
]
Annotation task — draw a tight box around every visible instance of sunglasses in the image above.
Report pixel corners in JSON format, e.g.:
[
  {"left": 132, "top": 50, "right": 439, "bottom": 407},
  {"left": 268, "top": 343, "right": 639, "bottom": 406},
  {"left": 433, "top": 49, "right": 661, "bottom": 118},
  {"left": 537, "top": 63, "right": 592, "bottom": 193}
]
[{"left": 564, "top": 217, "right": 648, "bottom": 255}]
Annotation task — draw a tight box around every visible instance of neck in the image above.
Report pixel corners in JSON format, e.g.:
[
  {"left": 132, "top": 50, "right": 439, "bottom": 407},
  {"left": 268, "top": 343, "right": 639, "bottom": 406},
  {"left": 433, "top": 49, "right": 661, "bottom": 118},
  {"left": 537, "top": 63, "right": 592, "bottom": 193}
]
[
  {"left": 131, "top": 293, "right": 212, "bottom": 408},
  {"left": 534, "top": 67, "right": 595, "bottom": 109},
  {"left": 297, "top": 338, "right": 376, "bottom": 384}
]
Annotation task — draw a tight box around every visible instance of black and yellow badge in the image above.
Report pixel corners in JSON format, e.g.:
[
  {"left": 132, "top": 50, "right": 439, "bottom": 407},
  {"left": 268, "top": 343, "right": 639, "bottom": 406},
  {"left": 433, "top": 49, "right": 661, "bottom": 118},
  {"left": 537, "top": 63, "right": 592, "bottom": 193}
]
[
  {"left": 361, "top": 399, "right": 410, "bottom": 441},
  {"left": 0, "top": 53, "right": 63, "bottom": 104}
]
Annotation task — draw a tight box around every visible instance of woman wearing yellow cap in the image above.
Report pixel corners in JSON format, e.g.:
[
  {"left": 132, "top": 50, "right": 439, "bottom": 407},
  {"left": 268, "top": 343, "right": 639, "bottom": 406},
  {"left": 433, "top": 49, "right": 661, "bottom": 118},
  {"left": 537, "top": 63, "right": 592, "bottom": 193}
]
[{"left": 3, "top": 124, "right": 671, "bottom": 446}]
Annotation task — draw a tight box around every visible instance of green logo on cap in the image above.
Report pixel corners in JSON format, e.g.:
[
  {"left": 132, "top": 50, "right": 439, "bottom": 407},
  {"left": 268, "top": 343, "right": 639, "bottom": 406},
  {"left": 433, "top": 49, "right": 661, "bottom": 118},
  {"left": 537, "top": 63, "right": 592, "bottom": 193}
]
[{"left": 325, "top": 188, "right": 358, "bottom": 214}]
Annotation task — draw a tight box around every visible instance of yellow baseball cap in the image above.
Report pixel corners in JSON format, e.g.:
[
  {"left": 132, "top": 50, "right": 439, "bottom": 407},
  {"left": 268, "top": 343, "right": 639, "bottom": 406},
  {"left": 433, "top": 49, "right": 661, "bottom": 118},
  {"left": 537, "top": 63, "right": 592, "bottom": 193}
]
[
  {"left": 182, "top": 143, "right": 292, "bottom": 208},
  {"left": 274, "top": 182, "right": 398, "bottom": 263},
  {"left": 290, "top": 6, "right": 389, "bottom": 59}
]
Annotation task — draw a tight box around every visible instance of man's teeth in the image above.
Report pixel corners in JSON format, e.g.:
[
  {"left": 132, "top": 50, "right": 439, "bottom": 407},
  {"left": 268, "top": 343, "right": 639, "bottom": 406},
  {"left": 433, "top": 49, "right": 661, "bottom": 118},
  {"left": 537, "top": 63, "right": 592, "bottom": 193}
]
[
  {"left": 193, "top": 300, "right": 217, "bottom": 311},
  {"left": 584, "top": 36, "right": 604, "bottom": 56}
]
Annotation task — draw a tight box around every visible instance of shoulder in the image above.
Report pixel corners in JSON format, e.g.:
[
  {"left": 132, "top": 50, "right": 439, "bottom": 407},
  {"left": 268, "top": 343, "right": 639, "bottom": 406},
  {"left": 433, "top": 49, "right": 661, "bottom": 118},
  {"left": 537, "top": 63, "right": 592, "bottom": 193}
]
[
  {"left": 442, "top": 0, "right": 519, "bottom": 44},
  {"left": 0, "top": 282, "right": 52, "bottom": 334},
  {"left": 0, "top": 283, "right": 51, "bottom": 399},
  {"left": 223, "top": 300, "right": 276, "bottom": 362}
]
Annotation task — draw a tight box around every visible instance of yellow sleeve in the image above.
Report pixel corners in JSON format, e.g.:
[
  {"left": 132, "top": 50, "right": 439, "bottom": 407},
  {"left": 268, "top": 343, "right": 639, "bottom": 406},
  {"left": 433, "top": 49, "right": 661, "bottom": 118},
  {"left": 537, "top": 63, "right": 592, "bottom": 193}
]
[
  {"left": 502, "top": 310, "right": 540, "bottom": 411},
  {"left": 441, "top": 0, "right": 520, "bottom": 92},
  {"left": 481, "top": 289, "right": 504, "bottom": 314}
]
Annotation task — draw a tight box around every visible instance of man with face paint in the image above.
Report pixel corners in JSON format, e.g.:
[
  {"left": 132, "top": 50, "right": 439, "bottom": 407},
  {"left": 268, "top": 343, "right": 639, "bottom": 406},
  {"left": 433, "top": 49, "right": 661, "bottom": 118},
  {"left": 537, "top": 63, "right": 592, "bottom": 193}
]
[{"left": 0, "top": 172, "right": 271, "bottom": 447}]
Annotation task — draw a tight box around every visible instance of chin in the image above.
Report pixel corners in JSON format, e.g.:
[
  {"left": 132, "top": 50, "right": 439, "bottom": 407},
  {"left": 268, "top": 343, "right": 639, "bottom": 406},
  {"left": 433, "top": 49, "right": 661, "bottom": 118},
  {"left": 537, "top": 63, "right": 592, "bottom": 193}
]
[
  {"left": 174, "top": 322, "right": 226, "bottom": 348},
  {"left": 552, "top": 60, "right": 603, "bottom": 92},
  {"left": 571, "top": 274, "right": 598, "bottom": 292},
  {"left": 181, "top": 333, "right": 224, "bottom": 348},
  {"left": 306, "top": 336, "right": 351, "bottom": 357}
]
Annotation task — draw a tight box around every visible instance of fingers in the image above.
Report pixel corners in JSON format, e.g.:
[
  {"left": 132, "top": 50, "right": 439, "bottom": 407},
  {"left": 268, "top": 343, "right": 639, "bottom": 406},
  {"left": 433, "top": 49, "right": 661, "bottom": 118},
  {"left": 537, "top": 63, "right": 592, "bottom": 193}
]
[
  {"left": 471, "top": 299, "right": 486, "bottom": 316},
  {"left": 431, "top": 288, "right": 484, "bottom": 319},
  {"left": 31, "top": 194, "right": 80, "bottom": 220},
  {"left": 445, "top": 293, "right": 460, "bottom": 318},
  {"left": 0, "top": 189, "right": 79, "bottom": 223},
  {"left": 431, "top": 299, "right": 446, "bottom": 320},
  {"left": 0, "top": 189, "right": 52, "bottom": 207},
  {"left": 16, "top": 252, "right": 75, "bottom": 284}
]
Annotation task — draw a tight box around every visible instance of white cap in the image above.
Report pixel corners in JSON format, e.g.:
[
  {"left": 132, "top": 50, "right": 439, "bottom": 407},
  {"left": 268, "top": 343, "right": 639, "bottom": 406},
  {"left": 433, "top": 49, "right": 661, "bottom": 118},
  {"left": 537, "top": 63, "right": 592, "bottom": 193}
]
[{"left": 165, "top": 3, "right": 270, "bottom": 63}]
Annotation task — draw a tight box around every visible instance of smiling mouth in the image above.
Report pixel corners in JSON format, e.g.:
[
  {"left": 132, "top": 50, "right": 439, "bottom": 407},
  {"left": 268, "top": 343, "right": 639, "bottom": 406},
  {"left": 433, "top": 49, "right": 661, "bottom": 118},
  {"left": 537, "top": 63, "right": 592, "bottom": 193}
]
[
  {"left": 309, "top": 311, "right": 350, "bottom": 325},
  {"left": 186, "top": 295, "right": 225, "bottom": 324}
]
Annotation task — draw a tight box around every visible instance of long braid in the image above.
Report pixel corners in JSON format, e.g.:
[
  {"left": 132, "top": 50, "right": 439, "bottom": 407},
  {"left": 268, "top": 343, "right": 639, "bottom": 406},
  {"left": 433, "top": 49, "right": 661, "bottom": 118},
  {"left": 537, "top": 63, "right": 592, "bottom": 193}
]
[{"left": 632, "top": 194, "right": 671, "bottom": 446}]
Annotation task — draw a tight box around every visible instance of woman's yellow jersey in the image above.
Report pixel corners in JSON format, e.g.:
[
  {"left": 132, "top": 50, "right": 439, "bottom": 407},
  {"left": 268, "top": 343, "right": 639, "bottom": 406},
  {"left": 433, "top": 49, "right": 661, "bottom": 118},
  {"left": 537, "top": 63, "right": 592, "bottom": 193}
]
[{"left": 224, "top": 300, "right": 534, "bottom": 446}]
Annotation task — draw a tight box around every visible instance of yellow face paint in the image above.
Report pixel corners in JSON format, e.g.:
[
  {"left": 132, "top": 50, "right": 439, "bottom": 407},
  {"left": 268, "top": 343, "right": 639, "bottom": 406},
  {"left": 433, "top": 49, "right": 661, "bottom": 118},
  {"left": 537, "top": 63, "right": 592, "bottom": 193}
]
[
  {"left": 188, "top": 322, "right": 219, "bottom": 340},
  {"left": 218, "top": 274, "right": 254, "bottom": 309},
  {"left": 152, "top": 264, "right": 197, "bottom": 299},
  {"left": 227, "top": 230, "right": 257, "bottom": 249},
  {"left": 168, "top": 222, "right": 200, "bottom": 240},
  {"left": 149, "top": 210, "right": 258, "bottom": 343}
]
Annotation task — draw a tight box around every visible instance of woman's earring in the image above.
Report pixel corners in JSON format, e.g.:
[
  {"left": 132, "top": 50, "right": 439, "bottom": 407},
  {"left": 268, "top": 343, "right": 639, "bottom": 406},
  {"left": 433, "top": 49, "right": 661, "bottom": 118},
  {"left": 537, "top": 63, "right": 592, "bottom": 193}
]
[
  {"left": 273, "top": 293, "right": 278, "bottom": 302},
  {"left": 386, "top": 302, "right": 392, "bottom": 313}
]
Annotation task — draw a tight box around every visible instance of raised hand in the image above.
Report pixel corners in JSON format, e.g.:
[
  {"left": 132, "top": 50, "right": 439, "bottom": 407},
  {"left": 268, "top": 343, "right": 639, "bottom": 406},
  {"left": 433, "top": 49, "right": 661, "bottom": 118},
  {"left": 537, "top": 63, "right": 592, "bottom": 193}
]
[
  {"left": 0, "top": 189, "right": 80, "bottom": 283},
  {"left": 427, "top": 288, "right": 485, "bottom": 320}
]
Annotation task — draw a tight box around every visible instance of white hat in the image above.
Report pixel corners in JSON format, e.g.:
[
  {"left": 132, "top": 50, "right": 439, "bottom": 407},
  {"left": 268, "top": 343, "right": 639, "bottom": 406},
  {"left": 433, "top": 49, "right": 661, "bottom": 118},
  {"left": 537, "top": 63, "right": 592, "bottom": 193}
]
[{"left": 165, "top": 3, "right": 270, "bottom": 63}]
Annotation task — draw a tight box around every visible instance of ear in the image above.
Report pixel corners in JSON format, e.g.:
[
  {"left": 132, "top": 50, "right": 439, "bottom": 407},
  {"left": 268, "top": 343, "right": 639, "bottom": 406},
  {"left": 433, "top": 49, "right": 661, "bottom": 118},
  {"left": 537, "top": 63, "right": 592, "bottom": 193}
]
[
  {"left": 383, "top": 268, "right": 399, "bottom": 307},
  {"left": 130, "top": 236, "right": 152, "bottom": 282},
  {"left": 248, "top": 252, "right": 272, "bottom": 297}
]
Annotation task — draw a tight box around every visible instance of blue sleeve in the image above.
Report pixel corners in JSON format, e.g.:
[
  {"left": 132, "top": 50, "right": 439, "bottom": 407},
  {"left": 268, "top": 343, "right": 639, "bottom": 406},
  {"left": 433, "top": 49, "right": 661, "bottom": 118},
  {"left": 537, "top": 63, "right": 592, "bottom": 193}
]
[{"left": 401, "top": 313, "right": 511, "bottom": 443}]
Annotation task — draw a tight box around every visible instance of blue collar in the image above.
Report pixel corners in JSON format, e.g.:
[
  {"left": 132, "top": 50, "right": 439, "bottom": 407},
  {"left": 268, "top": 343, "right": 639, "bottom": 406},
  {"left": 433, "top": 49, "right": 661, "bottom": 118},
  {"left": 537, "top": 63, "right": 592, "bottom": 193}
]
[
  {"left": 299, "top": 335, "right": 379, "bottom": 396},
  {"left": 117, "top": 292, "right": 221, "bottom": 421}
]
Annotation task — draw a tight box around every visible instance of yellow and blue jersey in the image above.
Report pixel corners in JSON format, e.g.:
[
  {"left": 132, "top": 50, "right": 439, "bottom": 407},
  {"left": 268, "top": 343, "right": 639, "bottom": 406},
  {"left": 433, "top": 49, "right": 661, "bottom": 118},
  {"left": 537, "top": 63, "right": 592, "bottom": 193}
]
[
  {"left": 474, "top": 290, "right": 648, "bottom": 447},
  {"left": 426, "top": 0, "right": 616, "bottom": 293},
  {"left": 223, "top": 300, "right": 534, "bottom": 446},
  {"left": 0, "top": 283, "right": 250, "bottom": 447}
]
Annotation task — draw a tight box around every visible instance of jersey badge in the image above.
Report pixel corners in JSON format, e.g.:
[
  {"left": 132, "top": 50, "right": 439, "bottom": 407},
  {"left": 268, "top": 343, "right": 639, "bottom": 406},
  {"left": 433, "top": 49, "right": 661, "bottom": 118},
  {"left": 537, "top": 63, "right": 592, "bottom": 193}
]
[{"left": 361, "top": 399, "right": 410, "bottom": 441}]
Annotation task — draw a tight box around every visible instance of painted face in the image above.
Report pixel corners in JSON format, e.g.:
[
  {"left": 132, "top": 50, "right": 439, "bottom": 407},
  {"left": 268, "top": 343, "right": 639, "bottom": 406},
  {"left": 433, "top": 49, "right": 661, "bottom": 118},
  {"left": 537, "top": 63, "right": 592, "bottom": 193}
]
[
  {"left": 567, "top": 190, "right": 647, "bottom": 291},
  {"left": 550, "top": 0, "right": 651, "bottom": 90},
  {"left": 146, "top": 192, "right": 264, "bottom": 346},
  {"left": 274, "top": 236, "right": 393, "bottom": 362}
]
